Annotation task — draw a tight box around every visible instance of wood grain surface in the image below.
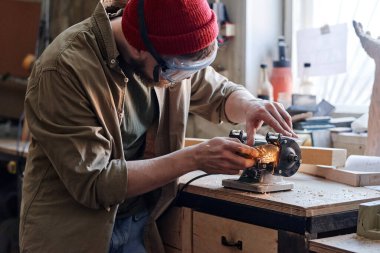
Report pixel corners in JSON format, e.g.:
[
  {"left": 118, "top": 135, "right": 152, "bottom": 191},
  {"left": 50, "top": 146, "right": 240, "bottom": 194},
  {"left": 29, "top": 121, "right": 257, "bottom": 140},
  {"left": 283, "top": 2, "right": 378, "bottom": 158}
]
[{"left": 179, "top": 172, "right": 380, "bottom": 217}]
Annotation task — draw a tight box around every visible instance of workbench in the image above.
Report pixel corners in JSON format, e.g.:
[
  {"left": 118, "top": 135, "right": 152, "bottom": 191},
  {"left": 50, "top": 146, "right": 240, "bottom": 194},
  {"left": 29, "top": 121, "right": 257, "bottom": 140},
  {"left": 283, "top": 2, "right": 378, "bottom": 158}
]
[
  {"left": 309, "top": 233, "right": 380, "bottom": 253},
  {"left": 158, "top": 171, "right": 380, "bottom": 253},
  {"left": 3, "top": 138, "right": 379, "bottom": 252}
]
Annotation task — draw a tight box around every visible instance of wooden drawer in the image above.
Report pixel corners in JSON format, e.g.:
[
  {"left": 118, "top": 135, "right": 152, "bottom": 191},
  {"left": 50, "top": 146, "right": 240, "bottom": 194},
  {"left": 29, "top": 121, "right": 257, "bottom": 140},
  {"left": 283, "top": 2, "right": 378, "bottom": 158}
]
[{"left": 193, "top": 211, "right": 278, "bottom": 253}]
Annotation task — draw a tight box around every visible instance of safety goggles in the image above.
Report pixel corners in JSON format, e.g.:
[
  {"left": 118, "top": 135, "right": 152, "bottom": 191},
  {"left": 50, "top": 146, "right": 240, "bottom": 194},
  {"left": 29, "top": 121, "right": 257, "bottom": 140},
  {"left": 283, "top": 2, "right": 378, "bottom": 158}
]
[
  {"left": 137, "top": 0, "right": 218, "bottom": 84},
  {"left": 160, "top": 41, "right": 218, "bottom": 83}
]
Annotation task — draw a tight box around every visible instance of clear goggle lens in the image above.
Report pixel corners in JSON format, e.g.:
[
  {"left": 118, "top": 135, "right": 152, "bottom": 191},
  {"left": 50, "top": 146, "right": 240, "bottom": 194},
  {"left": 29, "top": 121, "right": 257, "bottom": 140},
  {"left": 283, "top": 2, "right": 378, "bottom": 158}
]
[{"left": 160, "top": 41, "right": 218, "bottom": 83}]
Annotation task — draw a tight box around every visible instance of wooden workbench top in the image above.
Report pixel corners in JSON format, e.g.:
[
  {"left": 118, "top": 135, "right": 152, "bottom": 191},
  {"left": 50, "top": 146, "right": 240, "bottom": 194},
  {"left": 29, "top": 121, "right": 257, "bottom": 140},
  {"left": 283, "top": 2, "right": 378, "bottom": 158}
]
[
  {"left": 179, "top": 171, "right": 380, "bottom": 217},
  {"left": 310, "top": 233, "right": 380, "bottom": 253},
  {"left": 3, "top": 136, "right": 379, "bottom": 218}
]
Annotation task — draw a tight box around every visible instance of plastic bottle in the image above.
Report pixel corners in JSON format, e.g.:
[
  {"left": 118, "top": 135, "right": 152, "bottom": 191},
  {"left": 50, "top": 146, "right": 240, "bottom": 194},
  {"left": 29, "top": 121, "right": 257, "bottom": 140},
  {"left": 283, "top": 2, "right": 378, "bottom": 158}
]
[
  {"left": 299, "top": 63, "right": 314, "bottom": 95},
  {"left": 270, "top": 36, "right": 293, "bottom": 104},
  {"left": 257, "top": 64, "right": 273, "bottom": 101}
]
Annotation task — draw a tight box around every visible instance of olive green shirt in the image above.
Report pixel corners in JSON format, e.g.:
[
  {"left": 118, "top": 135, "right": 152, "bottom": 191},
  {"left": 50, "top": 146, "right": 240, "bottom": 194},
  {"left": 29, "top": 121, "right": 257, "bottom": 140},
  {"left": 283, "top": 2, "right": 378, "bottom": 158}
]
[{"left": 118, "top": 58, "right": 159, "bottom": 217}]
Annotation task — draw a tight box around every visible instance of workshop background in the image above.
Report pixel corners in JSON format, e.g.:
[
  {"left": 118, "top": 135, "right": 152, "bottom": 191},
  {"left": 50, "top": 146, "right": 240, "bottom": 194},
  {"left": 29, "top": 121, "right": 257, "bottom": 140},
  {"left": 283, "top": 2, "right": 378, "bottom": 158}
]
[{"left": 1, "top": 0, "right": 380, "bottom": 253}]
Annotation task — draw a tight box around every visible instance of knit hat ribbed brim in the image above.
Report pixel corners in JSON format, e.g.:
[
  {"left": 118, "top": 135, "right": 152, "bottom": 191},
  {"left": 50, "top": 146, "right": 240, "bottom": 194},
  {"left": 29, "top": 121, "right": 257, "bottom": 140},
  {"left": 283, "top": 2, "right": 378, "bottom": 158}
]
[{"left": 121, "top": 0, "right": 218, "bottom": 55}]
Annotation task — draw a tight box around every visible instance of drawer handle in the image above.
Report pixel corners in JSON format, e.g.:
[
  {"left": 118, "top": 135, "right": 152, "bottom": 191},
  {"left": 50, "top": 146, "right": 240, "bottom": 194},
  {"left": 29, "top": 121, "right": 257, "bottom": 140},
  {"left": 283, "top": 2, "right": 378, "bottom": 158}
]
[{"left": 221, "top": 236, "right": 243, "bottom": 250}]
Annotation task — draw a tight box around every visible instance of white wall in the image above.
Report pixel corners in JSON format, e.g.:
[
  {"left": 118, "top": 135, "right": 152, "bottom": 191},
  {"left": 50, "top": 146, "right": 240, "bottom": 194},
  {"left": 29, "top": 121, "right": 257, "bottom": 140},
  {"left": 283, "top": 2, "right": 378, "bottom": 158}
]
[
  {"left": 245, "top": 0, "right": 283, "bottom": 94},
  {"left": 188, "top": 1, "right": 284, "bottom": 139},
  {"left": 211, "top": 0, "right": 283, "bottom": 94}
]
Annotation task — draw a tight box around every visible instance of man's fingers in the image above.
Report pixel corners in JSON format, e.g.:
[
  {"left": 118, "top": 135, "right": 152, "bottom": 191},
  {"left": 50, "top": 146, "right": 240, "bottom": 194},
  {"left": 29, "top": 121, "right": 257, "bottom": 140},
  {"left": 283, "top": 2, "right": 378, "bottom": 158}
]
[
  {"left": 266, "top": 103, "right": 294, "bottom": 134},
  {"left": 237, "top": 146, "right": 260, "bottom": 158},
  {"left": 246, "top": 121, "right": 260, "bottom": 146},
  {"left": 274, "top": 102, "right": 293, "bottom": 128},
  {"left": 273, "top": 103, "right": 298, "bottom": 137},
  {"left": 227, "top": 152, "right": 255, "bottom": 169},
  {"left": 214, "top": 145, "right": 255, "bottom": 169},
  {"left": 261, "top": 110, "right": 293, "bottom": 136},
  {"left": 260, "top": 104, "right": 295, "bottom": 137},
  {"left": 223, "top": 138, "right": 259, "bottom": 159},
  {"left": 246, "top": 127, "right": 255, "bottom": 146}
]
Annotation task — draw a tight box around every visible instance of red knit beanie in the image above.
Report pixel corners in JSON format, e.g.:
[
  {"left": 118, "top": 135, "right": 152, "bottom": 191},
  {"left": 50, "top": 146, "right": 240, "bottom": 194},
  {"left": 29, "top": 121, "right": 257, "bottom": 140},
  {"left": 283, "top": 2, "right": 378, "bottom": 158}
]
[{"left": 121, "top": 0, "right": 218, "bottom": 55}]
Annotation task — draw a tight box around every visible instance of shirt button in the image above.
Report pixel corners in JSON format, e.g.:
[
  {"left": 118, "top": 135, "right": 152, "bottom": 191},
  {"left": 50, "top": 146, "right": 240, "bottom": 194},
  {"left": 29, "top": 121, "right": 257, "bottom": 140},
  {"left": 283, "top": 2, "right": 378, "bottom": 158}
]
[
  {"left": 124, "top": 77, "right": 129, "bottom": 83},
  {"left": 110, "top": 59, "right": 116, "bottom": 66}
]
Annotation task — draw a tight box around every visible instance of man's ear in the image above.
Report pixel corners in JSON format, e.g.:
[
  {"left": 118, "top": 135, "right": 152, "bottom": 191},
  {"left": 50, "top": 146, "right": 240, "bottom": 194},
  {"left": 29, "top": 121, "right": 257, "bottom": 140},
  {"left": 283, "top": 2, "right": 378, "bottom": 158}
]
[
  {"left": 137, "top": 50, "right": 151, "bottom": 61},
  {"left": 126, "top": 43, "right": 150, "bottom": 61},
  {"left": 127, "top": 45, "right": 143, "bottom": 59}
]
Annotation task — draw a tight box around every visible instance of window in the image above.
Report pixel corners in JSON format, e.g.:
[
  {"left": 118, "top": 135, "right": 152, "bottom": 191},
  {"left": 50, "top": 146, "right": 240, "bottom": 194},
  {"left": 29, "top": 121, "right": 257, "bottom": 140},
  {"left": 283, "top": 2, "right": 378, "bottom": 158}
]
[{"left": 290, "top": 0, "right": 380, "bottom": 109}]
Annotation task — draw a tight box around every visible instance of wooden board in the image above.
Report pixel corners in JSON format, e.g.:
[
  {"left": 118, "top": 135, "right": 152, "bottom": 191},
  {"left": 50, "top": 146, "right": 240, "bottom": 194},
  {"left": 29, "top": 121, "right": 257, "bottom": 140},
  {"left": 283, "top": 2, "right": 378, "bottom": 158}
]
[
  {"left": 333, "top": 133, "right": 367, "bottom": 157},
  {"left": 192, "top": 211, "right": 277, "bottom": 253},
  {"left": 309, "top": 233, "right": 380, "bottom": 253},
  {"left": 300, "top": 146, "right": 347, "bottom": 167},
  {"left": 179, "top": 171, "right": 380, "bottom": 217},
  {"left": 300, "top": 165, "right": 380, "bottom": 187}
]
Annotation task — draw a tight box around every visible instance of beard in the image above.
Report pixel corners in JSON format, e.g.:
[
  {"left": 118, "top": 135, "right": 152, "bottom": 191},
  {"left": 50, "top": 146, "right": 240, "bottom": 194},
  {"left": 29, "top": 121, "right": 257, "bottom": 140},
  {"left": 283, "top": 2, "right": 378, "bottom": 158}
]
[{"left": 125, "top": 59, "right": 171, "bottom": 88}]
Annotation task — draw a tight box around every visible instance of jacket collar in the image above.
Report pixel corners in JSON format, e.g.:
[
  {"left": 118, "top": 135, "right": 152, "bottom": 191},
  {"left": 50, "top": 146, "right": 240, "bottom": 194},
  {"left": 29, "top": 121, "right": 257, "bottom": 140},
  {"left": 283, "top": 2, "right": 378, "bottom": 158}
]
[{"left": 91, "top": 2, "right": 120, "bottom": 67}]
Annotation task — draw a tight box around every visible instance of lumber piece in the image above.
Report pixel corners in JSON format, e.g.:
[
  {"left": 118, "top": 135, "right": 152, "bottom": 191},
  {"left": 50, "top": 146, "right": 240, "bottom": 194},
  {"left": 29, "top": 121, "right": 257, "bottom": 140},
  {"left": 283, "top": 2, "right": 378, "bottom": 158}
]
[
  {"left": 300, "top": 146, "right": 347, "bottom": 167},
  {"left": 299, "top": 164, "right": 380, "bottom": 187}
]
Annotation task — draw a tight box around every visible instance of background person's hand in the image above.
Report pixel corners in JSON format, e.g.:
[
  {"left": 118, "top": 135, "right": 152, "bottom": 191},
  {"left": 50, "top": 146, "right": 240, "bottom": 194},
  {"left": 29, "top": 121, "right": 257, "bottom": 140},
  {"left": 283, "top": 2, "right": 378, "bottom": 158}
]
[{"left": 353, "top": 20, "right": 380, "bottom": 63}]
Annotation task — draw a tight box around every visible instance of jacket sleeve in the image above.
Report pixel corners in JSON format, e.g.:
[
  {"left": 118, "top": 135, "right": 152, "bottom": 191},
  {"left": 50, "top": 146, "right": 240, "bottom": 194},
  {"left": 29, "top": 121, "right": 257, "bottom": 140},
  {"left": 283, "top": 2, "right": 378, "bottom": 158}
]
[
  {"left": 189, "top": 66, "right": 248, "bottom": 124},
  {"left": 24, "top": 67, "right": 128, "bottom": 210}
]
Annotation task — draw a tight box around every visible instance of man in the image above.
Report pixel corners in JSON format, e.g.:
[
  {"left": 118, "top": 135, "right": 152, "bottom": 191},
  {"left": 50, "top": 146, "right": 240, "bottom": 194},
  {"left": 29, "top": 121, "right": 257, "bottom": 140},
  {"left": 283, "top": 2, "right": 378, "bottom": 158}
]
[{"left": 20, "top": 0, "right": 296, "bottom": 252}]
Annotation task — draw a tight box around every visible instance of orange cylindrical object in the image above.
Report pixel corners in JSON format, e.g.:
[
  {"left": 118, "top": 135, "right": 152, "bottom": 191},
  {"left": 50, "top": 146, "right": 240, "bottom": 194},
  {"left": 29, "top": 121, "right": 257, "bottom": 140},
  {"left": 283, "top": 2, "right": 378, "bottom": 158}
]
[{"left": 270, "top": 67, "right": 293, "bottom": 102}]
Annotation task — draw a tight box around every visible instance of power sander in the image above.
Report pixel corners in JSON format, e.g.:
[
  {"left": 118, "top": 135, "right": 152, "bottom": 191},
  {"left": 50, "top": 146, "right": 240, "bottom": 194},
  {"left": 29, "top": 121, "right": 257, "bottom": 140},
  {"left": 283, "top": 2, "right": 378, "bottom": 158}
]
[{"left": 222, "top": 130, "right": 302, "bottom": 193}]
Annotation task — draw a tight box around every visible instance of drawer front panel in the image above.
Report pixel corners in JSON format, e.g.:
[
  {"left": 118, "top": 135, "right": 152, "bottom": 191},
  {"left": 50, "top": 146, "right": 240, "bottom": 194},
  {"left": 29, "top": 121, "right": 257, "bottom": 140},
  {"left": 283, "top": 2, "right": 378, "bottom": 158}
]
[{"left": 193, "top": 211, "right": 278, "bottom": 253}]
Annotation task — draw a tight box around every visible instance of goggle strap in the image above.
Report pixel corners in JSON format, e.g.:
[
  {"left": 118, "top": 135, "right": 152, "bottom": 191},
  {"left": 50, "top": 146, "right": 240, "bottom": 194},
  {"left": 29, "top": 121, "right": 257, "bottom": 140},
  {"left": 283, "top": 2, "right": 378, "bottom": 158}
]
[
  {"left": 138, "top": 0, "right": 167, "bottom": 70},
  {"left": 153, "top": 65, "right": 161, "bottom": 83}
]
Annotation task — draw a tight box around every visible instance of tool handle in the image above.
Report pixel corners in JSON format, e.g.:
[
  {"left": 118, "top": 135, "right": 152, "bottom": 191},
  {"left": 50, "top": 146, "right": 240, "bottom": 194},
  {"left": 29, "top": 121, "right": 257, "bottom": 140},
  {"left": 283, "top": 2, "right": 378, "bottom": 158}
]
[{"left": 221, "top": 236, "right": 243, "bottom": 250}]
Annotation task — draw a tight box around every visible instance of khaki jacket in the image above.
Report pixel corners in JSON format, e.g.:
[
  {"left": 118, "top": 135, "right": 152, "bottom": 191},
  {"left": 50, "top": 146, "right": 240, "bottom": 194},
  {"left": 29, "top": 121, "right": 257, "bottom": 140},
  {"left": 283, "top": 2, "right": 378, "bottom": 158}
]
[{"left": 20, "top": 3, "right": 246, "bottom": 253}]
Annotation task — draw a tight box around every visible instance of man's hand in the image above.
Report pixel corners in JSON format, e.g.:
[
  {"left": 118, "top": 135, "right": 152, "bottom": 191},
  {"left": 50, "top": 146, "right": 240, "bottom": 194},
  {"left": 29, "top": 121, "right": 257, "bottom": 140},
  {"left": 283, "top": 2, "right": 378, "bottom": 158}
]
[
  {"left": 190, "top": 137, "right": 258, "bottom": 174},
  {"left": 244, "top": 99, "right": 297, "bottom": 146},
  {"left": 125, "top": 136, "right": 259, "bottom": 197},
  {"left": 225, "top": 90, "right": 297, "bottom": 146}
]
